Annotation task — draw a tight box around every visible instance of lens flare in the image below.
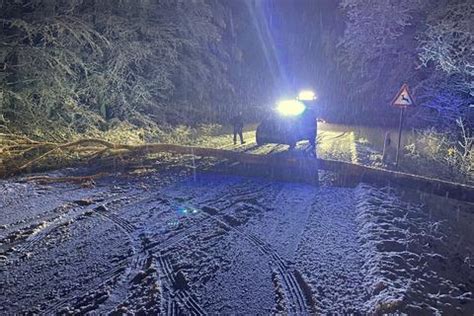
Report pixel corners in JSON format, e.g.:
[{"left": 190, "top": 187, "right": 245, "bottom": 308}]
[
  {"left": 176, "top": 204, "right": 199, "bottom": 217},
  {"left": 277, "top": 99, "right": 306, "bottom": 116},
  {"left": 166, "top": 219, "right": 180, "bottom": 229}
]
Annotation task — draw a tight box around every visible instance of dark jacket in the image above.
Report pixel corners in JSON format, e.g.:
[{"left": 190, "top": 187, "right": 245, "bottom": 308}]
[{"left": 231, "top": 114, "right": 244, "bottom": 129}]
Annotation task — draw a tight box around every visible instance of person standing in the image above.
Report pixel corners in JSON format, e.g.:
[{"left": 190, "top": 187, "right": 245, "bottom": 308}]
[
  {"left": 231, "top": 111, "right": 245, "bottom": 145},
  {"left": 382, "top": 131, "right": 394, "bottom": 164}
]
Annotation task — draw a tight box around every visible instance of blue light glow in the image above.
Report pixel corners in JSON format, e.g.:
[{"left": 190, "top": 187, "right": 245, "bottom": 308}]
[
  {"left": 176, "top": 204, "right": 199, "bottom": 217},
  {"left": 166, "top": 219, "right": 180, "bottom": 229}
]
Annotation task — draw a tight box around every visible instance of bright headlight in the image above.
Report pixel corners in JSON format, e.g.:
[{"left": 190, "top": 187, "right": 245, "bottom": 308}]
[
  {"left": 277, "top": 99, "right": 306, "bottom": 116},
  {"left": 297, "top": 90, "right": 317, "bottom": 101}
]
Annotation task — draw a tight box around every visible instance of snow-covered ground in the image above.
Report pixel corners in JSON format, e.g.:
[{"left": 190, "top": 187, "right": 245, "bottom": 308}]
[
  {"left": 1, "top": 168, "right": 473, "bottom": 314},
  {"left": 190, "top": 123, "right": 360, "bottom": 163}
]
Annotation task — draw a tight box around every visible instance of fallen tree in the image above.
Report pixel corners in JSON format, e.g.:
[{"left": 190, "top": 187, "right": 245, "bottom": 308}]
[{"left": 1, "top": 134, "right": 473, "bottom": 203}]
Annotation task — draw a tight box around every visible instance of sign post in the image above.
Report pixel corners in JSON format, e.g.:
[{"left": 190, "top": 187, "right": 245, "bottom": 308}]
[
  {"left": 395, "top": 107, "right": 405, "bottom": 166},
  {"left": 390, "top": 83, "right": 415, "bottom": 167}
]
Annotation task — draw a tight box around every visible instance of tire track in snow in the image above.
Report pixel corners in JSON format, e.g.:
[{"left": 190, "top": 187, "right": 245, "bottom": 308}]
[
  {"left": 2, "top": 204, "right": 76, "bottom": 254},
  {"left": 145, "top": 220, "right": 211, "bottom": 314},
  {"left": 295, "top": 188, "right": 365, "bottom": 313},
  {"left": 236, "top": 227, "right": 310, "bottom": 314},
  {"left": 183, "top": 179, "right": 310, "bottom": 313},
  {"left": 157, "top": 255, "right": 206, "bottom": 316},
  {"left": 81, "top": 191, "right": 206, "bottom": 315},
  {"left": 146, "top": 218, "right": 212, "bottom": 252},
  {"left": 93, "top": 208, "right": 135, "bottom": 234},
  {"left": 141, "top": 182, "right": 273, "bottom": 315},
  {"left": 89, "top": 196, "right": 172, "bottom": 313},
  {"left": 12, "top": 193, "right": 119, "bottom": 254},
  {"left": 41, "top": 261, "right": 129, "bottom": 315},
  {"left": 198, "top": 182, "right": 270, "bottom": 209},
  {"left": 38, "top": 192, "right": 162, "bottom": 314},
  {"left": 156, "top": 180, "right": 304, "bottom": 314},
  {"left": 90, "top": 192, "right": 209, "bottom": 314},
  {"left": 191, "top": 178, "right": 311, "bottom": 313},
  {"left": 39, "top": 177, "right": 296, "bottom": 314},
  {"left": 199, "top": 208, "right": 311, "bottom": 314}
]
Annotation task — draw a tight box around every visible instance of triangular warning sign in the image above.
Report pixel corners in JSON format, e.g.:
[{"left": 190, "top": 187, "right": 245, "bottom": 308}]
[{"left": 391, "top": 84, "right": 415, "bottom": 107}]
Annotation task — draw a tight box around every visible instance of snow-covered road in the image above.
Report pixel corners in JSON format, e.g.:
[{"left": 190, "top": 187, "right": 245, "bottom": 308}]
[{"left": 1, "top": 169, "right": 473, "bottom": 314}]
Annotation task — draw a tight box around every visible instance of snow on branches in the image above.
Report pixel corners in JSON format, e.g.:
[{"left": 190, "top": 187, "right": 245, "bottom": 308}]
[
  {"left": 418, "top": 1, "right": 474, "bottom": 95},
  {"left": 337, "top": 0, "right": 472, "bottom": 129}
]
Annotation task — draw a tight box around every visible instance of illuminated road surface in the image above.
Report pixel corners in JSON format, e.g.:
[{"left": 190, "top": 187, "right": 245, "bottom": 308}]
[{"left": 1, "top": 166, "right": 473, "bottom": 314}]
